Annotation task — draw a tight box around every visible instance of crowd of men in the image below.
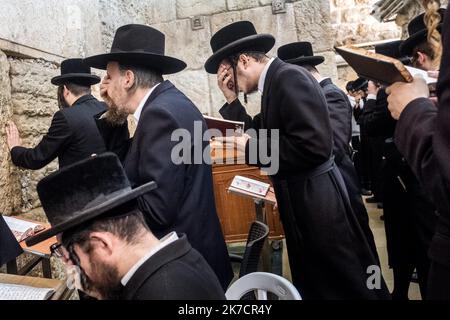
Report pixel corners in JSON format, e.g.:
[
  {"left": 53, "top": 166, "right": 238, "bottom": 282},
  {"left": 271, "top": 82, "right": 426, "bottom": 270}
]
[{"left": 1, "top": 3, "right": 450, "bottom": 300}]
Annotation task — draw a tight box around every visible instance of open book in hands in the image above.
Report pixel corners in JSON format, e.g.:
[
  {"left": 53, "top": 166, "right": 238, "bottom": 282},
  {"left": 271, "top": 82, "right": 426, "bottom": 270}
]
[
  {"left": 336, "top": 46, "right": 437, "bottom": 86},
  {"left": 3, "top": 216, "right": 45, "bottom": 242}
]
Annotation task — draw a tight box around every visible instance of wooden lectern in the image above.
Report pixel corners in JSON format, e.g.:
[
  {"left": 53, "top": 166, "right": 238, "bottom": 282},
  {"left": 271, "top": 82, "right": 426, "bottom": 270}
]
[{"left": 210, "top": 142, "right": 284, "bottom": 243}]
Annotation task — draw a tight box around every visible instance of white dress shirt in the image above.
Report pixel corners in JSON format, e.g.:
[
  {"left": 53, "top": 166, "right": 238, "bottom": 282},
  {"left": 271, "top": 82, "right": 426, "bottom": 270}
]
[
  {"left": 121, "top": 232, "right": 179, "bottom": 286},
  {"left": 133, "top": 83, "right": 160, "bottom": 124},
  {"left": 258, "top": 57, "right": 276, "bottom": 95}
]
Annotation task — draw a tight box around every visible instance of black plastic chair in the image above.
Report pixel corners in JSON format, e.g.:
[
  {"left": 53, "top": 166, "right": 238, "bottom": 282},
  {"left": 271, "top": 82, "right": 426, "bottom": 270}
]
[{"left": 230, "top": 221, "right": 270, "bottom": 278}]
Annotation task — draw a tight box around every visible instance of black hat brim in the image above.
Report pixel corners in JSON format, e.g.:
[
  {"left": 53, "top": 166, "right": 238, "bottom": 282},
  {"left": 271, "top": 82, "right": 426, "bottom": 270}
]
[
  {"left": 285, "top": 56, "right": 325, "bottom": 67},
  {"left": 84, "top": 52, "right": 187, "bottom": 75},
  {"left": 204, "top": 34, "right": 276, "bottom": 74},
  {"left": 25, "top": 181, "right": 157, "bottom": 247},
  {"left": 400, "top": 24, "right": 443, "bottom": 56},
  {"left": 51, "top": 73, "right": 101, "bottom": 86}
]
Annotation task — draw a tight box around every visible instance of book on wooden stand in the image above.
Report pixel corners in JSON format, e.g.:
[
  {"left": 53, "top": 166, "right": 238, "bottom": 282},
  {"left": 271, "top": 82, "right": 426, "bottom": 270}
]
[
  {"left": 228, "top": 175, "right": 276, "bottom": 205},
  {"left": 3, "top": 216, "right": 46, "bottom": 242}
]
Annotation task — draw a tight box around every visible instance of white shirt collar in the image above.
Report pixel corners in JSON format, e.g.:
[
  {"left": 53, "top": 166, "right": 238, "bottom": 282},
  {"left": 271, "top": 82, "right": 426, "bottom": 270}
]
[
  {"left": 258, "top": 57, "right": 275, "bottom": 95},
  {"left": 121, "top": 232, "right": 179, "bottom": 286},
  {"left": 317, "top": 76, "right": 331, "bottom": 84},
  {"left": 133, "top": 83, "right": 160, "bottom": 123}
]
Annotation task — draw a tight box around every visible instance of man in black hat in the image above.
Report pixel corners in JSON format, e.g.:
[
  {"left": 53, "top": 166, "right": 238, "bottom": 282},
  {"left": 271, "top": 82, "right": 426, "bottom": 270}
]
[
  {"left": 0, "top": 215, "right": 23, "bottom": 267},
  {"left": 5, "top": 58, "right": 106, "bottom": 169},
  {"left": 25, "top": 153, "right": 225, "bottom": 300},
  {"left": 386, "top": 3, "right": 450, "bottom": 299},
  {"left": 206, "top": 21, "right": 390, "bottom": 300},
  {"left": 277, "top": 41, "right": 379, "bottom": 260},
  {"left": 83, "top": 24, "right": 233, "bottom": 290},
  {"left": 362, "top": 40, "right": 437, "bottom": 299},
  {"left": 400, "top": 9, "right": 446, "bottom": 71}
]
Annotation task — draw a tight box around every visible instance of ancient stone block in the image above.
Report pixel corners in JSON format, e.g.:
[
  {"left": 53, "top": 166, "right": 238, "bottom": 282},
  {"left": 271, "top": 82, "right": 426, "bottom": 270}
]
[
  {"left": 166, "top": 69, "right": 212, "bottom": 115},
  {"left": 294, "top": 0, "right": 333, "bottom": 52},
  {"left": 316, "top": 51, "right": 339, "bottom": 83},
  {"left": 227, "top": 0, "right": 260, "bottom": 11},
  {"left": 177, "top": 0, "right": 227, "bottom": 19}
]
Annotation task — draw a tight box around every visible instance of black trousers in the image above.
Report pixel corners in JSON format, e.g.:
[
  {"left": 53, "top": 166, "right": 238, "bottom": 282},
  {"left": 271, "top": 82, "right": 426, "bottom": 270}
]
[
  {"left": 428, "top": 261, "right": 450, "bottom": 299},
  {"left": 272, "top": 159, "right": 390, "bottom": 300},
  {"left": 382, "top": 157, "right": 436, "bottom": 299}
]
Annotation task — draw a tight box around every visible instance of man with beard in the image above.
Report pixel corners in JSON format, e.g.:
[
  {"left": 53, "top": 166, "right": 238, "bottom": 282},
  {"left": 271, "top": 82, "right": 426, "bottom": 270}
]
[
  {"left": 205, "top": 21, "right": 390, "bottom": 300},
  {"left": 83, "top": 24, "right": 233, "bottom": 290},
  {"left": 26, "top": 153, "right": 226, "bottom": 300},
  {"left": 5, "top": 59, "right": 106, "bottom": 169}
]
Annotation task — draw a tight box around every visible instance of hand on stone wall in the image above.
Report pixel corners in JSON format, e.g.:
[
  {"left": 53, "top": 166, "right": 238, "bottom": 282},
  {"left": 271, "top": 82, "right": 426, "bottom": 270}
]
[{"left": 5, "top": 121, "right": 22, "bottom": 151}]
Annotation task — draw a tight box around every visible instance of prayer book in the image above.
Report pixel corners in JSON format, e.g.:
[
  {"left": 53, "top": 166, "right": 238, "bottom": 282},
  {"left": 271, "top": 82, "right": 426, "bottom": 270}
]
[
  {"left": 335, "top": 46, "right": 428, "bottom": 85},
  {"left": 228, "top": 176, "right": 276, "bottom": 205},
  {"left": 0, "top": 283, "right": 55, "bottom": 300},
  {"left": 3, "top": 216, "right": 45, "bottom": 242},
  {"left": 204, "top": 115, "right": 245, "bottom": 136}
]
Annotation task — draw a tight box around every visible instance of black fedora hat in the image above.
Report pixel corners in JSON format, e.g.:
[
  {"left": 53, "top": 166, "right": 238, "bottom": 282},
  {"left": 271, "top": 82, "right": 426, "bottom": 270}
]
[
  {"left": 277, "top": 42, "right": 325, "bottom": 67},
  {"left": 204, "top": 21, "right": 275, "bottom": 74},
  {"left": 400, "top": 8, "right": 446, "bottom": 56},
  {"left": 375, "top": 40, "right": 411, "bottom": 65},
  {"left": 51, "top": 58, "right": 100, "bottom": 86},
  {"left": 25, "top": 153, "right": 157, "bottom": 246},
  {"left": 352, "top": 77, "right": 368, "bottom": 92},
  {"left": 84, "top": 24, "right": 186, "bottom": 75}
]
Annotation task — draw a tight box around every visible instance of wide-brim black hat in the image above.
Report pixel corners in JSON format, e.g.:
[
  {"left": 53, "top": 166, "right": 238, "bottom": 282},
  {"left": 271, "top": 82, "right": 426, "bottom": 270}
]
[
  {"left": 205, "top": 21, "right": 275, "bottom": 74},
  {"left": 84, "top": 24, "right": 186, "bottom": 75},
  {"left": 352, "top": 77, "right": 369, "bottom": 91},
  {"left": 375, "top": 40, "right": 411, "bottom": 65},
  {"left": 26, "top": 153, "right": 157, "bottom": 246},
  {"left": 51, "top": 58, "right": 100, "bottom": 86},
  {"left": 400, "top": 9, "right": 446, "bottom": 56},
  {"left": 277, "top": 42, "right": 325, "bottom": 67}
]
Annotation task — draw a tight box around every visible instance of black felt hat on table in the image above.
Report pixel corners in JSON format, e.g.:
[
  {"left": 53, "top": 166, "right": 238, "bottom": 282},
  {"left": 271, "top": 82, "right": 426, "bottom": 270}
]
[
  {"left": 277, "top": 42, "right": 325, "bottom": 67},
  {"left": 51, "top": 58, "right": 100, "bottom": 86},
  {"left": 84, "top": 24, "right": 186, "bottom": 74},
  {"left": 375, "top": 40, "right": 411, "bottom": 65},
  {"left": 204, "top": 21, "right": 275, "bottom": 74},
  {"left": 400, "top": 8, "right": 446, "bottom": 56},
  {"left": 25, "top": 153, "right": 157, "bottom": 246}
]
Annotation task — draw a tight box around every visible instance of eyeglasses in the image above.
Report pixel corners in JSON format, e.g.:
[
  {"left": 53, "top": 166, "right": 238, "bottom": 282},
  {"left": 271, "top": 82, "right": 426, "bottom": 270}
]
[{"left": 50, "top": 243, "right": 65, "bottom": 259}]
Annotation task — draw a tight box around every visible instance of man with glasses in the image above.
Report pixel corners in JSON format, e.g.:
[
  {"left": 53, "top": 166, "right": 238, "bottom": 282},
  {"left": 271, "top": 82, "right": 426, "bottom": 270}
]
[{"left": 26, "top": 153, "right": 225, "bottom": 300}]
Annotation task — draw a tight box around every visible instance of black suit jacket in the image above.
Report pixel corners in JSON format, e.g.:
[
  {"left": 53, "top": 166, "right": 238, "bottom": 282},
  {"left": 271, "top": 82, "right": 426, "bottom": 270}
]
[
  {"left": 246, "top": 58, "right": 332, "bottom": 175},
  {"left": 394, "top": 5, "right": 450, "bottom": 267},
  {"left": 219, "top": 99, "right": 261, "bottom": 130},
  {"left": 96, "top": 81, "right": 233, "bottom": 289},
  {"left": 0, "top": 215, "right": 23, "bottom": 266},
  {"left": 121, "top": 235, "right": 225, "bottom": 300},
  {"left": 319, "top": 78, "right": 352, "bottom": 158},
  {"left": 11, "top": 95, "right": 106, "bottom": 169}
]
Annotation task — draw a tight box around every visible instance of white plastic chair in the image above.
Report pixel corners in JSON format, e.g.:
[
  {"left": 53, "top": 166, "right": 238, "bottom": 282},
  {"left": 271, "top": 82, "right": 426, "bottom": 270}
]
[{"left": 225, "top": 272, "right": 302, "bottom": 300}]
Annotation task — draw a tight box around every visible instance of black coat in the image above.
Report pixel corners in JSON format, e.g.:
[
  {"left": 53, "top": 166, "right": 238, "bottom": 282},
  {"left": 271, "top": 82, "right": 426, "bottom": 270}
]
[
  {"left": 10, "top": 95, "right": 106, "bottom": 169},
  {"left": 394, "top": 4, "right": 450, "bottom": 299},
  {"left": 96, "top": 81, "right": 233, "bottom": 290},
  {"left": 243, "top": 59, "right": 389, "bottom": 299},
  {"left": 0, "top": 215, "right": 23, "bottom": 266},
  {"left": 121, "top": 235, "right": 225, "bottom": 300}
]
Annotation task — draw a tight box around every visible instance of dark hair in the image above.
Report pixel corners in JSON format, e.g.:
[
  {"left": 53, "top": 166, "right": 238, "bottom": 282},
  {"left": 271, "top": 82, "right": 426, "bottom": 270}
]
[
  {"left": 227, "top": 51, "right": 269, "bottom": 103},
  {"left": 346, "top": 81, "right": 354, "bottom": 93},
  {"left": 412, "top": 40, "right": 436, "bottom": 64},
  {"left": 118, "top": 63, "right": 163, "bottom": 92},
  {"left": 57, "top": 83, "right": 91, "bottom": 109},
  {"left": 61, "top": 202, "right": 149, "bottom": 252}
]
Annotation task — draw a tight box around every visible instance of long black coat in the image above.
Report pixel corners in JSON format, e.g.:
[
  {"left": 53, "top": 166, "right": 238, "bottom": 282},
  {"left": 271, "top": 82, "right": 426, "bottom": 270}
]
[
  {"left": 121, "top": 235, "right": 225, "bottom": 300},
  {"left": 96, "top": 81, "right": 233, "bottom": 290},
  {"left": 0, "top": 215, "right": 23, "bottom": 266},
  {"left": 220, "top": 78, "right": 379, "bottom": 260},
  {"left": 10, "top": 94, "right": 106, "bottom": 169},
  {"left": 238, "top": 58, "right": 389, "bottom": 299},
  {"left": 394, "top": 4, "right": 450, "bottom": 299}
]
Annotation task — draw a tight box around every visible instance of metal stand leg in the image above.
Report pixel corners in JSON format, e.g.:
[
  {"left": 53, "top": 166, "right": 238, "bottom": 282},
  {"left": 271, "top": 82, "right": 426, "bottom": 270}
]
[
  {"left": 42, "top": 258, "right": 52, "bottom": 279},
  {"left": 6, "top": 260, "right": 18, "bottom": 275}
]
